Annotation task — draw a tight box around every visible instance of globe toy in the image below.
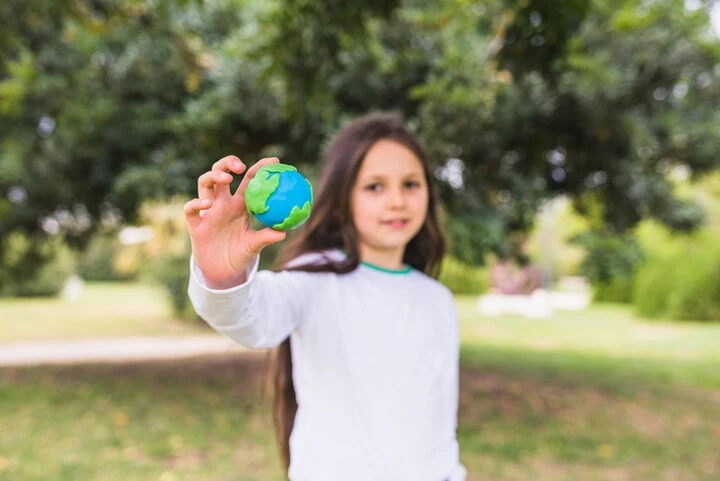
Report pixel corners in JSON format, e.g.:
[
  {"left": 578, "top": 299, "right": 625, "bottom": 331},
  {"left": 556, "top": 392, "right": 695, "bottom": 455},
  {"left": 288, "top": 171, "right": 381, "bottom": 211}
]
[{"left": 245, "top": 163, "right": 313, "bottom": 231}]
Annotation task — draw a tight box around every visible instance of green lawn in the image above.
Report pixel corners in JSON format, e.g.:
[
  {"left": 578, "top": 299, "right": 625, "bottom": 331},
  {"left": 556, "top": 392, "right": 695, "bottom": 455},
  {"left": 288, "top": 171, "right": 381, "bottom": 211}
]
[
  {"left": 1, "top": 286, "right": 719, "bottom": 480},
  {"left": 0, "top": 356, "right": 285, "bottom": 481},
  {"left": 0, "top": 282, "right": 206, "bottom": 342},
  {"left": 456, "top": 296, "right": 720, "bottom": 389}
]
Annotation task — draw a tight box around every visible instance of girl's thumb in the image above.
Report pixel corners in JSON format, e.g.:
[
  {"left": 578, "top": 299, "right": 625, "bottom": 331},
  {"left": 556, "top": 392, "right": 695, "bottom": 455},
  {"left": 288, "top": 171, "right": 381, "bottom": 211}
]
[{"left": 250, "top": 228, "right": 286, "bottom": 254}]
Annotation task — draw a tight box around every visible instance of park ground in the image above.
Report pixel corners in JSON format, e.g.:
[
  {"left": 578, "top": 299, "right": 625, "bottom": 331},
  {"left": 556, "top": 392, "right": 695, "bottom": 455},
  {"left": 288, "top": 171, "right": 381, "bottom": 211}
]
[{"left": 1, "top": 282, "right": 719, "bottom": 481}]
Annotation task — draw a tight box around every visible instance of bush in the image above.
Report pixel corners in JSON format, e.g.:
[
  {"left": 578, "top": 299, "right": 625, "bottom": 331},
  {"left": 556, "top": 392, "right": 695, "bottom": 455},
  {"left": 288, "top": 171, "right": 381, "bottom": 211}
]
[
  {"left": 0, "top": 232, "right": 76, "bottom": 297},
  {"left": 667, "top": 245, "right": 720, "bottom": 321},
  {"left": 633, "top": 232, "right": 720, "bottom": 321},
  {"left": 77, "top": 231, "right": 141, "bottom": 282},
  {"left": 439, "top": 256, "right": 488, "bottom": 295},
  {"left": 570, "top": 230, "right": 643, "bottom": 303},
  {"left": 593, "top": 277, "right": 634, "bottom": 303},
  {"left": 139, "top": 198, "right": 202, "bottom": 322},
  {"left": 149, "top": 249, "right": 201, "bottom": 322},
  {"left": 633, "top": 257, "right": 678, "bottom": 318}
]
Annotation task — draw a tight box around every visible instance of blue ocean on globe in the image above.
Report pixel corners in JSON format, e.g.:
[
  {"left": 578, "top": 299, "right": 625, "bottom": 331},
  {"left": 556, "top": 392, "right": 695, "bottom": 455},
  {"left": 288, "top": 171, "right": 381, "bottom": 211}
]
[{"left": 254, "top": 170, "right": 313, "bottom": 227}]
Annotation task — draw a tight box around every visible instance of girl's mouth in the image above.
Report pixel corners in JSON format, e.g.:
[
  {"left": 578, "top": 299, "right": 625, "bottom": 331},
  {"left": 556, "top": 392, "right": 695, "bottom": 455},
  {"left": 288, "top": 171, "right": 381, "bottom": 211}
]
[{"left": 382, "top": 219, "right": 409, "bottom": 229}]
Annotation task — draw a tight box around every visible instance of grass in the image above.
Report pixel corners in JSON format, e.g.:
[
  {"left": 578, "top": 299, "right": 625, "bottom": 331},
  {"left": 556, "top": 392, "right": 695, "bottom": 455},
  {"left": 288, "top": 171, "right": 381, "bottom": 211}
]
[
  {"left": 0, "top": 355, "right": 285, "bottom": 481},
  {"left": 1, "top": 286, "right": 719, "bottom": 480},
  {"left": 456, "top": 364, "right": 720, "bottom": 480},
  {"left": 456, "top": 296, "right": 720, "bottom": 389},
  {"left": 0, "top": 282, "right": 207, "bottom": 342},
  {"left": 1, "top": 354, "right": 718, "bottom": 481}
]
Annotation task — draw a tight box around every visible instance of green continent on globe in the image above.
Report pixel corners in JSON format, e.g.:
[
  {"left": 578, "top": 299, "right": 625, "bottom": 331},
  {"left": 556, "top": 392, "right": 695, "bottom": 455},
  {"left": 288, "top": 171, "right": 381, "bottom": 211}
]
[
  {"left": 245, "top": 164, "right": 297, "bottom": 216},
  {"left": 272, "top": 200, "right": 312, "bottom": 230}
]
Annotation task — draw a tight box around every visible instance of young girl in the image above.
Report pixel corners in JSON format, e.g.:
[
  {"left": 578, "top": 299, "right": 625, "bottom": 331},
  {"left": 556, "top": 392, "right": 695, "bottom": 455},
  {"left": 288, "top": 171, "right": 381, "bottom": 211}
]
[{"left": 185, "top": 112, "right": 467, "bottom": 481}]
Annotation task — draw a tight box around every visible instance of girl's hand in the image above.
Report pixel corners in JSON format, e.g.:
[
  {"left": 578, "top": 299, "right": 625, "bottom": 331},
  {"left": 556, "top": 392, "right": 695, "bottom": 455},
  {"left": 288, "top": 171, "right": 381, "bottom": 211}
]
[{"left": 184, "top": 155, "right": 287, "bottom": 289}]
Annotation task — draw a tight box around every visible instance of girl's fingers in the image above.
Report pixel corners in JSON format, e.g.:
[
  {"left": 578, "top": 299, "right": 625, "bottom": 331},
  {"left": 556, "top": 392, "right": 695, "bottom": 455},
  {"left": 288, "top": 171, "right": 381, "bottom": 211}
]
[
  {"left": 212, "top": 155, "right": 246, "bottom": 175},
  {"left": 198, "top": 170, "right": 234, "bottom": 201},
  {"left": 235, "top": 157, "right": 280, "bottom": 198},
  {"left": 184, "top": 198, "right": 212, "bottom": 229},
  {"left": 247, "top": 227, "right": 286, "bottom": 255}
]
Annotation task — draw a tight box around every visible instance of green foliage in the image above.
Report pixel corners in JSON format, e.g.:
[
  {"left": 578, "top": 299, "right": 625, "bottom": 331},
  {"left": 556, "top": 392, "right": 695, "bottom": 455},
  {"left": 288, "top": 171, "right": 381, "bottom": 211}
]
[
  {"left": 633, "top": 240, "right": 720, "bottom": 321},
  {"left": 148, "top": 250, "right": 199, "bottom": 321},
  {"left": 633, "top": 220, "right": 683, "bottom": 317},
  {"left": 1, "top": 0, "right": 720, "bottom": 287},
  {"left": 14, "top": 249, "right": 76, "bottom": 298},
  {"left": 0, "top": 232, "right": 76, "bottom": 297},
  {"left": 77, "top": 231, "right": 140, "bottom": 282},
  {"left": 571, "top": 229, "right": 643, "bottom": 302},
  {"left": 633, "top": 257, "right": 678, "bottom": 318},
  {"left": 445, "top": 211, "right": 505, "bottom": 266},
  {"left": 137, "top": 199, "right": 201, "bottom": 321},
  {"left": 667, "top": 246, "right": 720, "bottom": 321},
  {"left": 439, "top": 256, "right": 489, "bottom": 295},
  {"left": 593, "top": 277, "right": 634, "bottom": 303},
  {"left": 634, "top": 229, "right": 720, "bottom": 321}
]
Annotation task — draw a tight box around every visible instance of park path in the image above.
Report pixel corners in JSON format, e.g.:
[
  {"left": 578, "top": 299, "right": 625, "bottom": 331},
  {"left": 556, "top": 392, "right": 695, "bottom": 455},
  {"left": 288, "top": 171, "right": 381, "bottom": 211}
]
[{"left": 0, "top": 335, "right": 248, "bottom": 367}]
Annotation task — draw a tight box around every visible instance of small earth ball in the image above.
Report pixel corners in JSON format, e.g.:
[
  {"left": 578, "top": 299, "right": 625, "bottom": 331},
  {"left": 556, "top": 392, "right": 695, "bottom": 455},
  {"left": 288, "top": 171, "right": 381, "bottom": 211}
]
[{"left": 245, "top": 163, "right": 313, "bottom": 231}]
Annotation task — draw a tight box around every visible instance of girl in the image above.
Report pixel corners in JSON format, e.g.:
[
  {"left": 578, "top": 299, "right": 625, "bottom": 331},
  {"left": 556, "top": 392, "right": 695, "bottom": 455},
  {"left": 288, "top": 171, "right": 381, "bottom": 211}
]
[{"left": 185, "top": 112, "right": 467, "bottom": 481}]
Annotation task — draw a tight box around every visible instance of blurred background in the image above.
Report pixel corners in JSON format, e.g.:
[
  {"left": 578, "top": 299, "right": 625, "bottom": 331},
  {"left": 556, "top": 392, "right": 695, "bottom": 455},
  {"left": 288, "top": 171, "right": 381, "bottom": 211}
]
[{"left": 1, "top": 0, "right": 719, "bottom": 480}]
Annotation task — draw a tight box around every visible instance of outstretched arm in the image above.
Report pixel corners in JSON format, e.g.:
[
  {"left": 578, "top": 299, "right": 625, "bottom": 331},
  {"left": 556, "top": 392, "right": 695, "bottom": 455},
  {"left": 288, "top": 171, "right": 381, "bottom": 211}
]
[
  {"left": 185, "top": 155, "right": 305, "bottom": 348},
  {"left": 188, "top": 257, "right": 311, "bottom": 349}
]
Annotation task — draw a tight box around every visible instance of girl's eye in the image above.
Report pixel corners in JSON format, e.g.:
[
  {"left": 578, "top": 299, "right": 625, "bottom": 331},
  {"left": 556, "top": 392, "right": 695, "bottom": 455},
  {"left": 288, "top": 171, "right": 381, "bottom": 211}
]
[
  {"left": 404, "top": 180, "right": 421, "bottom": 189},
  {"left": 365, "top": 183, "right": 382, "bottom": 192}
]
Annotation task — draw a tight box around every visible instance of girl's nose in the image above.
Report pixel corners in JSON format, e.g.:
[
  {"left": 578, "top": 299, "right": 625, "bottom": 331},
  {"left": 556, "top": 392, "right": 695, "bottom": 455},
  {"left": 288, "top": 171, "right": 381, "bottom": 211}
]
[{"left": 387, "top": 188, "right": 407, "bottom": 208}]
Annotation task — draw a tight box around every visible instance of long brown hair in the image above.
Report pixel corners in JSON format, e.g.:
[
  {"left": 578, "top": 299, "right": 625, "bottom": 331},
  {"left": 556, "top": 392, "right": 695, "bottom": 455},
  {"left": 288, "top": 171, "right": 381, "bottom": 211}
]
[{"left": 268, "top": 111, "right": 446, "bottom": 474}]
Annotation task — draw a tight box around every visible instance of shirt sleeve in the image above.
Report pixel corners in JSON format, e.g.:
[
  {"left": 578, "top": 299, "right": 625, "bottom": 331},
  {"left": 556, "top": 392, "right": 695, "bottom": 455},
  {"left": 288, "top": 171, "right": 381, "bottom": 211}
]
[{"left": 187, "top": 255, "right": 310, "bottom": 349}]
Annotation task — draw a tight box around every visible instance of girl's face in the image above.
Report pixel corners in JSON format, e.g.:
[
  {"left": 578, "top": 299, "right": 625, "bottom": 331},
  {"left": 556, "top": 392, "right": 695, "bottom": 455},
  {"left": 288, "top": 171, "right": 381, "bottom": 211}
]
[{"left": 350, "top": 139, "right": 429, "bottom": 267}]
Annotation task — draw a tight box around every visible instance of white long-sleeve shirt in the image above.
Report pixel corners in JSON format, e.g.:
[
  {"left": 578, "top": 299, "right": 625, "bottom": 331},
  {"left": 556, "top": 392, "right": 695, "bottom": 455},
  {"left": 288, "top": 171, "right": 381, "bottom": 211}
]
[{"left": 188, "top": 250, "right": 467, "bottom": 481}]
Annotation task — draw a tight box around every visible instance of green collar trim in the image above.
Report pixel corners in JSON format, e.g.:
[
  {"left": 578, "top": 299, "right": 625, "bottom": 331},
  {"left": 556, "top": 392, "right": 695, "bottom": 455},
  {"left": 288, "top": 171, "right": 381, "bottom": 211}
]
[{"left": 360, "top": 261, "right": 412, "bottom": 275}]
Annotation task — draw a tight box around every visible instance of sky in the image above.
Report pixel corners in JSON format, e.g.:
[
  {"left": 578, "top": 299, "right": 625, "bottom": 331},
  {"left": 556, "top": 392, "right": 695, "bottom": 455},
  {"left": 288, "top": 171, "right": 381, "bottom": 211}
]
[{"left": 686, "top": 0, "right": 720, "bottom": 35}]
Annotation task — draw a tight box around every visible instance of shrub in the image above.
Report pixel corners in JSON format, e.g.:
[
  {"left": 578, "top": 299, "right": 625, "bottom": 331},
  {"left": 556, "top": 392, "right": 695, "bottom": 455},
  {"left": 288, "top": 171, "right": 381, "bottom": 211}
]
[
  {"left": 138, "top": 198, "right": 202, "bottom": 322},
  {"left": 439, "top": 256, "right": 489, "bottom": 295},
  {"left": 666, "top": 244, "right": 720, "bottom": 321},
  {"left": 149, "top": 249, "right": 201, "bottom": 322},
  {"left": 593, "top": 277, "right": 634, "bottom": 303},
  {"left": 632, "top": 257, "right": 678, "bottom": 318},
  {"left": 77, "top": 231, "right": 141, "bottom": 282},
  {"left": 633, "top": 232, "right": 720, "bottom": 321},
  {"left": 0, "top": 232, "right": 76, "bottom": 297},
  {"left": 570, "top": 230, "right": 644, "bottom": 303}
]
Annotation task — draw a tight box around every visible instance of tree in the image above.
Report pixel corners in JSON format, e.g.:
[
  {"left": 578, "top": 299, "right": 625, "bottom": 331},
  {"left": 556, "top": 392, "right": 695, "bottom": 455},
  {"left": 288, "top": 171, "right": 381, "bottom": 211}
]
[
  {"left": 417, "top": 0, "right": 720, "bottom": 261},
  {"left": 1, "top": 0, "right": 719, "bottom": 290},
  {"left": 0, "top": 0, "right": 208, "bottom": 287}
]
